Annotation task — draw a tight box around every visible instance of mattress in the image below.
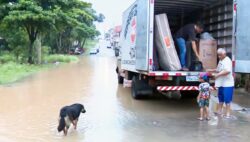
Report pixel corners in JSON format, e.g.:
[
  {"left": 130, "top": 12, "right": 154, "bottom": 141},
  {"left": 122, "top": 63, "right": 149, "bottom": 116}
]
[{"left": 155, "top": 13, "right": 181, "bottom": 71}]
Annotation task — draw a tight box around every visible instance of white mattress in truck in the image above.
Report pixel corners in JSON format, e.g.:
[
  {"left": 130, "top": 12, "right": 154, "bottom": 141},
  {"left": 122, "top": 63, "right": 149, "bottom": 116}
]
[{"left": 155, "top": 13, "right": 181, "bottom": 71}]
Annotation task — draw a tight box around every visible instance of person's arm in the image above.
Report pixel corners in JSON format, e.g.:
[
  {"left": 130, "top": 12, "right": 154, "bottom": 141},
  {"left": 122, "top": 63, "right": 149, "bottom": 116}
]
[
  {"left": 214, "top": 70, "right": 230, "bottom": 79},
  {"left": 206, "top": 69, "right": 217, "bottom": 72},
  {"left": 197, "top": 92, "right": 201, "bottom": 102},
  {"left": 191, "top": 41, "right": 201, "bottom": 61},
  {"left": 215, "top": 58, "right": 231, "bottom": 78}
]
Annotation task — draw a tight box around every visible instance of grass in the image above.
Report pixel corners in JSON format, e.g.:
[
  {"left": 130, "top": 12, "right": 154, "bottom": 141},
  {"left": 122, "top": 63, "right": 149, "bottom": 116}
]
[
  {"left": 0, "top": 62, "right": 50, "bottom": 84},
  {"left": 0, "top": 54, "right": 79, "bottom": 84}
]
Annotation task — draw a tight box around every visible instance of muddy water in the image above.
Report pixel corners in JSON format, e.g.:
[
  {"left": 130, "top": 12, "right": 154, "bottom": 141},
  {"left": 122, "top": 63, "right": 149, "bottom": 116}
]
[{"left": 0, "top": 51, "right": 250, "bottom": 142}]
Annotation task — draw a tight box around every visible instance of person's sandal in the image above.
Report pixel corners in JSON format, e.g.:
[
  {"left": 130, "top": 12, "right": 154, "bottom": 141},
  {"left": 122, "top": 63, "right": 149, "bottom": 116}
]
[
  {"left": 214, "top": 112, "right": 222, "bottom": 116},
  {"left": 206, "top": 117, "right": 211, "bottom": 121},
  {"left": 197, "top": 117, "right": 204, "bottom": 121},
  {"left": 223, "top": 115, "right": 231, "bottom": 119}
]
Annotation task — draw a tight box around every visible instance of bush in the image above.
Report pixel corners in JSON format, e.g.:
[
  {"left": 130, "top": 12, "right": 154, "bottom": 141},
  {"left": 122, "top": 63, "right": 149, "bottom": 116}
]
[
  {"left": 41, "top": 46, "right": 50, "bottom": 62},
  {"left": 0, "top": 53, "right": 16, "bottom": 63},
  {"left": 42, "top": 46, "right": 50, "bottom": 56},
  {"left": 43, "top": 54, "right": 78, "bottom": 63}
]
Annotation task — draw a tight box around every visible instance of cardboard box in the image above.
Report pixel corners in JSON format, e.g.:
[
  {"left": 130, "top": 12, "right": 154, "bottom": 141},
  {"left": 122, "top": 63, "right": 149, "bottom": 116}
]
[{"left": 199, "top": 40, "right": 217, "bottom": 70}]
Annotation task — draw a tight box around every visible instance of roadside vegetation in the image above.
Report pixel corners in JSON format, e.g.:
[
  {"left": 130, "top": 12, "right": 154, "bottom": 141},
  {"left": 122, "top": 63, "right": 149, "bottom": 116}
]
[
  {"left": 0, "top": 62, "right": 49, "bottom": 84},
  {"left": 0, "top": 0, "right": 104, "bottom": 84},
  {"left": 0, "top": 53, "right": 79, "bottom": 84},
  {"left": 44, "top": 54, "right": 79, "bottom": 63}
]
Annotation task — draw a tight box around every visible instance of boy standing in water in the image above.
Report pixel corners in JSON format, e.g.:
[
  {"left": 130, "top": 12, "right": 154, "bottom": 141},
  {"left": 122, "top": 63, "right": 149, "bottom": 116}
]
[{"left": 197, "top": 74, "right": 210, "bottom": 121}]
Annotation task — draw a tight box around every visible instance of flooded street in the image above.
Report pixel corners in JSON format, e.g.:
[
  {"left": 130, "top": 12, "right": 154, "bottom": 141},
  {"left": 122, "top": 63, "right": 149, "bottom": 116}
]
[{"left": 0, "top": 42, "right": 250, "bottom": 142}]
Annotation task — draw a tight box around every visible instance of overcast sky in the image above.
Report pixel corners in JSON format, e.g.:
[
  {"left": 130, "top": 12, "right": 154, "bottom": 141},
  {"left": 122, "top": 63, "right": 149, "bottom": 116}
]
[{"left": 85, "top": 0, "right": 135, "bottom": 34}]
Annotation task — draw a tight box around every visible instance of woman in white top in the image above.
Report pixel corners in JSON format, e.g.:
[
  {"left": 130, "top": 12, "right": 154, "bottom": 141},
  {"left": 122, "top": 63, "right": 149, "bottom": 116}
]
[{"left": 207, "top": 48, "right": 234, "bottom": 118}]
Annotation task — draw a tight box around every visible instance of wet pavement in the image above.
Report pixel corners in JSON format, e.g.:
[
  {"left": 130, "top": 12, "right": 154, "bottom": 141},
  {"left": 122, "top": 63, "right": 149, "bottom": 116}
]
[{"left": 0, "top": 40, "right": 250, "bottom": 142}]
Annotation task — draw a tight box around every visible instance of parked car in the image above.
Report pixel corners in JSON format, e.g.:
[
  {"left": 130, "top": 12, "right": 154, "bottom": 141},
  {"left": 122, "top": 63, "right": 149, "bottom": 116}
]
[
  {"left": 69, "top": 47, "right": 84, "bottom": 55},
  {"left": 74, "top": 47, "right": 83, "bottom": 55},
  {"left": 89, "top": 48, "right": 99, "bottom": 55},
  {"left": 107, "top": 44, "right": 112, "bottom": 49},
  {"left": 106, "top": 41, "right": 112, "bottom": 48}
]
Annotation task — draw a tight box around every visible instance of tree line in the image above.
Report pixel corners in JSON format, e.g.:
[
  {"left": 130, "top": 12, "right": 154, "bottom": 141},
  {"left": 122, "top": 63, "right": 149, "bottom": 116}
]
[{"left": 0, "top": 0, "right": 104, "bottom": 64}]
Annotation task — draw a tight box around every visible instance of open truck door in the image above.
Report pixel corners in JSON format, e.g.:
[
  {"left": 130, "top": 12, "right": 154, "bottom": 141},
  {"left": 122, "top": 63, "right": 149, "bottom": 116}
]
[
  {"left": 135, "top": 0, "right": 150, "bottom": 71},
  {"left": 234, "top": 0, "right": 250, "bottom": 73}
]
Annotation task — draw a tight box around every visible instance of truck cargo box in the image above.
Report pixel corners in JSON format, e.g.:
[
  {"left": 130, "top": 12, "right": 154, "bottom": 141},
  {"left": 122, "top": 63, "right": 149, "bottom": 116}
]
[{"left": 120, "top": 0, "right": 250, "bottom": 76}]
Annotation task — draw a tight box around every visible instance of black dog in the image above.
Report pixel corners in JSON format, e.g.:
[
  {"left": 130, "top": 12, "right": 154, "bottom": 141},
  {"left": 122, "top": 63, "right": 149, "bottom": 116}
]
[{"left": 57, "top": 103, "right": 86, "bottom": 135}]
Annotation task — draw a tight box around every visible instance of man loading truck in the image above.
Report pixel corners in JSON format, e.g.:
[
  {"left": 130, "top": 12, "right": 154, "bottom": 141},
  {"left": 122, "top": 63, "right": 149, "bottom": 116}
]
[{"left": 175, "top": 23, "right": 204, "bottom": 71}]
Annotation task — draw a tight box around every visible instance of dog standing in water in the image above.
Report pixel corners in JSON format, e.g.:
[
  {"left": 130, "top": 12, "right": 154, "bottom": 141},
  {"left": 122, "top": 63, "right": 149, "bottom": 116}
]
[{"left": 57, "top": 103, "right": 86, "bottom": 135}]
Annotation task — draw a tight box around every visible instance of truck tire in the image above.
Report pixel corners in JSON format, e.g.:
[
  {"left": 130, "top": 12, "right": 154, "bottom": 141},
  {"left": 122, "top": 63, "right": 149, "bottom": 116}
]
[
  {"left": 118, "top": 75, "right": 124, "bottom": 84},
  {"left": 131, "top": 76, "right": 153, "bottom": 99},
  {"left": 131, "top": 76, "right": 140, "bottom": 99}
]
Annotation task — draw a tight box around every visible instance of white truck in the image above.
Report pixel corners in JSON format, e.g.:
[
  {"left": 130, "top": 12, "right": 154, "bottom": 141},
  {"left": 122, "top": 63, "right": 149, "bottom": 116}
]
[{"left": 116, "top": 0, "right": 250, "bottom": 99}]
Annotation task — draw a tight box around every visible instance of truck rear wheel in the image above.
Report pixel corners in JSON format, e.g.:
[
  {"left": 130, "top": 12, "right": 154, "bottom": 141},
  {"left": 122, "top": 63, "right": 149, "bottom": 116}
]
[
  {"left": 131, "top": 76, "right": 153, "bottom": 99},
  {"left": 131, "top": 76, "right": 140, "bottom": 99}
]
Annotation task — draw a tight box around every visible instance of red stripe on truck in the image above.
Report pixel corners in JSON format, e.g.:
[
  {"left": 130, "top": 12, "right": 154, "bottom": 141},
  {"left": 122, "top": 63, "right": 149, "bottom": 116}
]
[
  {"left": 149, "top": 59, "right": 153, "bottom": 65},
  {"left": 157, "top": 86, "right": 198, "bottom": 91},
  {"left": 157, "top": 86, "right": 217, "bottom": 91},
  {"left": 163, "top": 73, "right": 169, "bottom": 79},
  {"left": 234, "top": 3, "right": 237, "bottom": 12},
  {"left": 176, "top": 73, "right": 182, "bottom": 76},
  {"left": 149, "top": 73, "right": 156, "bottom": 76}
]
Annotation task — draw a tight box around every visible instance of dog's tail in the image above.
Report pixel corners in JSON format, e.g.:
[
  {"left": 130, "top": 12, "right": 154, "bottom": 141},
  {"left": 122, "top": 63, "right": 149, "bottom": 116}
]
[{"left": 57, "top": 117, "right": 65, "bottom": 132}]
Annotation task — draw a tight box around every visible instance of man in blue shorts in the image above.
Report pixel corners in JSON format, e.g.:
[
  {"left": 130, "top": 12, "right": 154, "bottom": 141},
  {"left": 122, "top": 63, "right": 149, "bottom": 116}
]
[{"left": 207, "top": 48, "right": 234, "bottom": 118}]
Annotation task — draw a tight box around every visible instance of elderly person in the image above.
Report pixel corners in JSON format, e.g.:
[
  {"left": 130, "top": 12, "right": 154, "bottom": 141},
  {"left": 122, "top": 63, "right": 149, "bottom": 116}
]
[{"left": 207, "top": 48, "right": 234, "bottom": 118}]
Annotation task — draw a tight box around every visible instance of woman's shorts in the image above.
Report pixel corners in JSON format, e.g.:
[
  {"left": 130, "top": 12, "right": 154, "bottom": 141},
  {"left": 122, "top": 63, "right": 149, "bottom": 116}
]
[{"left": 218, "top": 87, "right": 234, "bottom": 104}]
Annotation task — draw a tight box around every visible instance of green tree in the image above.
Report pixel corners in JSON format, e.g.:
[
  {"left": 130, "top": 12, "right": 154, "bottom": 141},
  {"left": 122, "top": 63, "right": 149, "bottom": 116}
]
[
  {"left": 0, "top": 23, "right": 29, "bottom": 62},
  {"left": 0, "top": 0, "right": 102, "bottom": 61},
  {"left": 42, "top": 0, "right": 101, "bottom": 54},
  {"left": 70, "top": 5, "right": 103, "bottom": 49},
  {"left": 0, "top": 0, "right": 55, "bottom": 63}
]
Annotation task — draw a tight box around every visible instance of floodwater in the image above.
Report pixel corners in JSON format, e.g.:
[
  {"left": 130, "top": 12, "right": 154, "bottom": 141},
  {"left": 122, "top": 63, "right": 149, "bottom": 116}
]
[{"left": 0, "top": 43, "right": 250, "bottom": 142}]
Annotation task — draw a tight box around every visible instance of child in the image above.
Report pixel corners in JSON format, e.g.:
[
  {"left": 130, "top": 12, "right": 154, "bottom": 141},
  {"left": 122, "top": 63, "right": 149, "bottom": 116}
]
[{"left": 197, "top": 74, "right": 211, "bottom": 121}]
